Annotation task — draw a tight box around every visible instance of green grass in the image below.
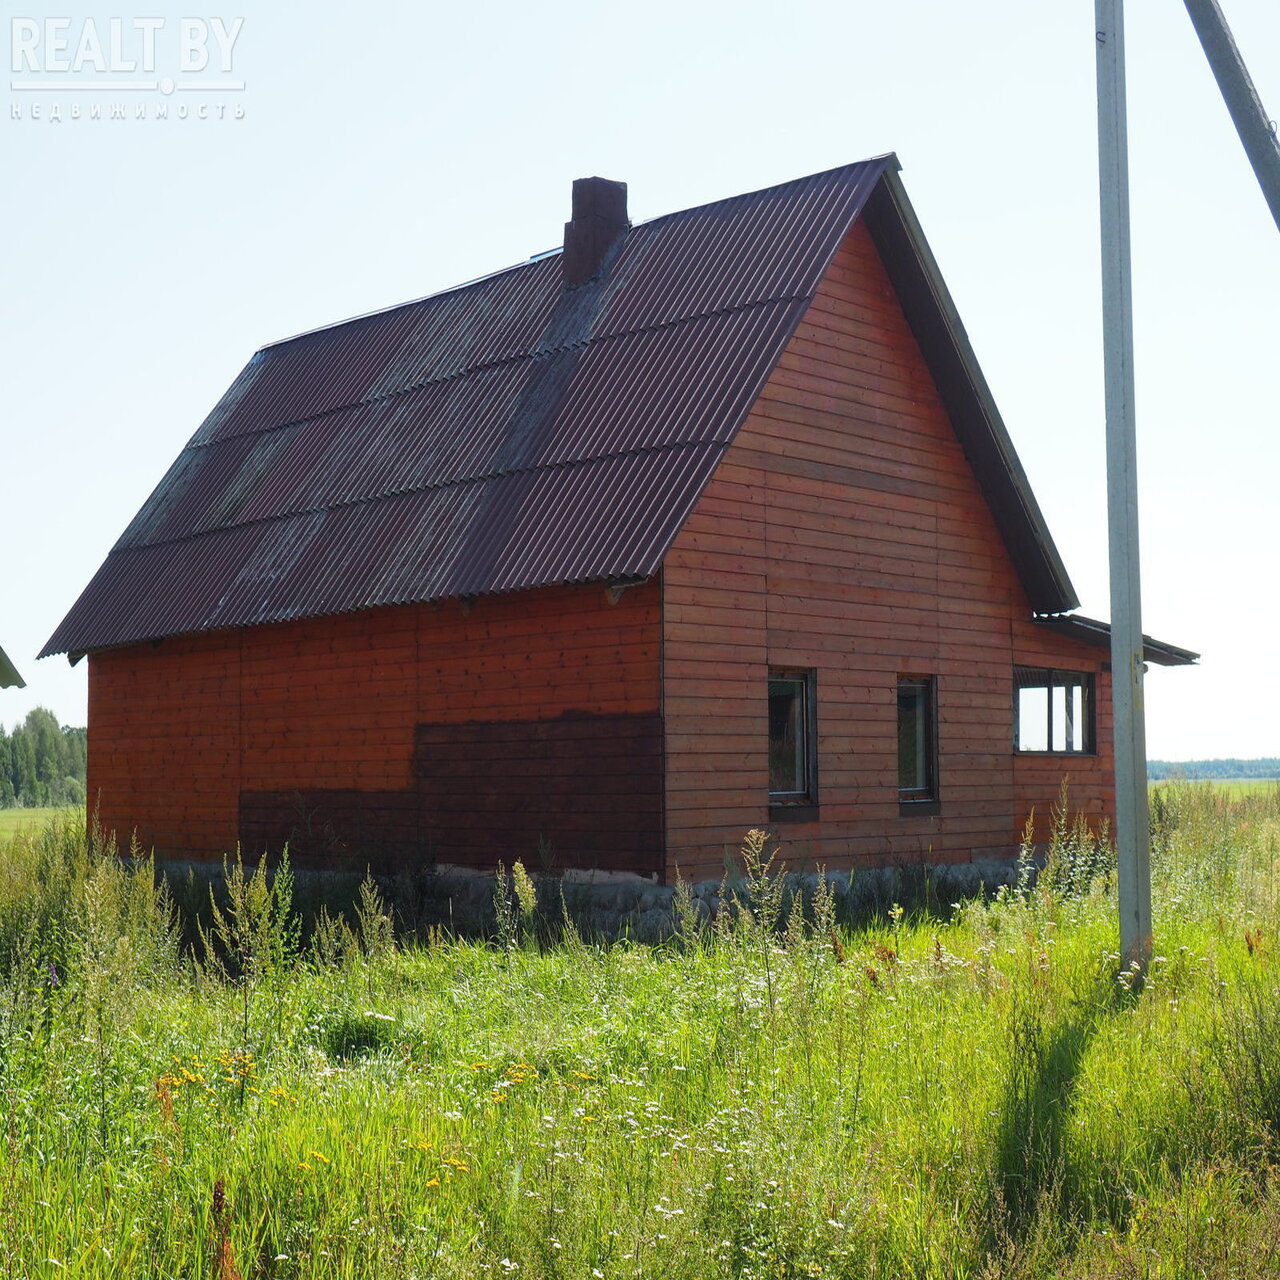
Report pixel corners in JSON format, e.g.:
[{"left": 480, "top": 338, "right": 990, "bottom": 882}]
[
  {"left": 3, "top": 795, "right": 1280, "bottom": 1276},
  {"left": 1152, "top": 777, "right": 1280, "bottom": 796},
  {"left": 0, "top": 804, "right": 81, "bottom": 837}
]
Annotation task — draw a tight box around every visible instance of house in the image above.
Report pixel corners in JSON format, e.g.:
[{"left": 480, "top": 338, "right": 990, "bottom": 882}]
[
  {"left": 42, "top": 156, "right": 1195, "bottom": 882},
  {"left": 0, "top": 644, "right": 24, "bottom": 690}
]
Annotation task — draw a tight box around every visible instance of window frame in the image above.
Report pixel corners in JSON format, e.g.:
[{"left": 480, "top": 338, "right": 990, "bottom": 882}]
[
  {"left": 767, "top": 668, "right": 819, "bottom": 820},
  {"left": 1013, "top": 666, "right": 1097, "bottom": 755},
  {"left": 897, "top": 675, "right": 940, "bottom": 815}
]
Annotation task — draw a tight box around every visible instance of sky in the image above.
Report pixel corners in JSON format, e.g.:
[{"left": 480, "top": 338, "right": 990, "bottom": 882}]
[{"left": 3, "top": 0, "right": 1278, "bottom": 760}]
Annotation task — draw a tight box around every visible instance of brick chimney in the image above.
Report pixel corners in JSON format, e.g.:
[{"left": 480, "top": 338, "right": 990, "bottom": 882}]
[{"left": 562, "top": 176, "right": 629, "bottom": 289}]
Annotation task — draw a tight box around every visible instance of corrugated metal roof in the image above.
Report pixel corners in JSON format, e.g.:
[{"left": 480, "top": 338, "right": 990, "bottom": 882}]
[
  {"left": 42, "top": 156, "right": 1082, "bottom": 658},
  {"left": 44, "top": 160, "right": 891, "bottom": 656},
  {"left": 0, "top": 643, "right": 24, "bottom": 689}
]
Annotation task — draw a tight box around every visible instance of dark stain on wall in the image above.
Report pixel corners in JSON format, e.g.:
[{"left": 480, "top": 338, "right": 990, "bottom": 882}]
[{"left": 240, "top": 710, "right": 664, "bottom": 876}]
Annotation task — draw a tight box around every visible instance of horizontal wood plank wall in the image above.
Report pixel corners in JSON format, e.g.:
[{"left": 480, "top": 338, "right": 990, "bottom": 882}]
[
  {"left": 89, "top": 633, "right": 242, "bottom": 856},
  {"left": 662, "top": 223, "right": 1112, "bottom": 880},
  {"left": 89, "top": 580, "right": 662, "bottom": 871}
]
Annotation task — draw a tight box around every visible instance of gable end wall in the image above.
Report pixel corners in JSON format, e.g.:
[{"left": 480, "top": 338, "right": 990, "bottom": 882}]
[{"left": 661, "top": 222, "right": 1114, "bottom": 880}]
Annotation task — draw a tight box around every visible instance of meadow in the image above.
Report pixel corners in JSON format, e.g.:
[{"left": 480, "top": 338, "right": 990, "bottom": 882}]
[
  {"left": 0, "top": 807, "right": 77, "bottom": 839},
  {"left": 1, "top": 788, "right": 1280, "bottom": 1278}
]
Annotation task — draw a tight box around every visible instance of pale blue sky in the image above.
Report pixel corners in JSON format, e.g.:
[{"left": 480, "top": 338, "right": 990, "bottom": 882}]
[{"left": 3, "top": 0, "right": 1278, "bottom": 759}]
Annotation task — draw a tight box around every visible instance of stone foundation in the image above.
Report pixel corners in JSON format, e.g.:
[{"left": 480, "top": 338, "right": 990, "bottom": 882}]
[{"left": 162, "top": 855, "right": 1032, "bottom": 945}]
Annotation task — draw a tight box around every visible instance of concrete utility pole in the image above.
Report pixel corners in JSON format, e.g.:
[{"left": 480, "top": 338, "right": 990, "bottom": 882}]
[
  {"left": 1095, "top": 0, "right": 1152, "bottom": 970},
  {"left": 1182, "top": 0, "right": 1280, "bottom": 235}
]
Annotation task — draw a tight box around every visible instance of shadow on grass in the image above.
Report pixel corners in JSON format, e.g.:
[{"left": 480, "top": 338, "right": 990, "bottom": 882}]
[{"left": 989, "top": 980, "right": 1126, "bottom": 1257}]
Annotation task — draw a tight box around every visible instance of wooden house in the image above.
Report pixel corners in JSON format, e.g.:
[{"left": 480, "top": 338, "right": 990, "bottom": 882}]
[{"left": 43, "top": 157, "right": 1194, "bottom": 881}]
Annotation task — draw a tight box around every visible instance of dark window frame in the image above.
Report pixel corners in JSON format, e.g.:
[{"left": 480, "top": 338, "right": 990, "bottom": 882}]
[
  {"left": 1013, "top": 667, "right": 1097, "bottom": 755},
  {"left": 768, "top": 668, "right": 819, "bottom": 820},
  {"left": 897, "top": 675, "right": 939, "bottom": 816}
]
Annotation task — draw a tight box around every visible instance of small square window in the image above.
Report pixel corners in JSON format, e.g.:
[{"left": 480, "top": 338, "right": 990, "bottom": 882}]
[
  {"left": 1014, "top": 668, "right": 1095, "bottom": 754},
  {"left": 898, "top": 676, "right": 938, "bottom": 807},
  {"left": 768, "top": 670, "right": 817, "bottom": 813}
]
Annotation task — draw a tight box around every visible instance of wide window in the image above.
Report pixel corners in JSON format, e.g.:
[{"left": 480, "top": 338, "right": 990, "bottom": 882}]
[
  {"left": 897, "top": 677, "right": 938, "bottom": 807},
  {"left": 1014, "top": 667, "right": 1095, "bottom": 753},
  {"left": 768, "top": 670, "right": 817, "bottom": 812}
]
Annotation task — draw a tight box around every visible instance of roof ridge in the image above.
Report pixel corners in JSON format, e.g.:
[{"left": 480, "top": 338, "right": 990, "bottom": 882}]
[
  {"left": 259, "top": 253, "right": 553, "bottom": 354},
  {"left": 255, "top": 158, "right": 896, "bottom": 357}
]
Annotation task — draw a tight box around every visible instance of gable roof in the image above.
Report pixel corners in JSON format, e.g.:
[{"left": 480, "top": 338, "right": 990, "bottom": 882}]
[{"left": 42, "top": 157, "right": 1078, "bottom": 660}]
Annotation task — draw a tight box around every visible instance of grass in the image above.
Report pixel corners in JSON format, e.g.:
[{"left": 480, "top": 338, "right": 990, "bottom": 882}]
[
  {"left": 0, "top": 806, "right": 79, "bottom": 838},
  {"left": 1, "top": 788, "right": 1280, "bottom": 1276},
  {"left": 1152, "top": 777, "right": 1280, "bottom": 797}
]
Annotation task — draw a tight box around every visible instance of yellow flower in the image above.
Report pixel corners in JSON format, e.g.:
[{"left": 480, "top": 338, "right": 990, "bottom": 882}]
[{"left": 425, "top": 1177, "right": 440, "bottom": 1187}]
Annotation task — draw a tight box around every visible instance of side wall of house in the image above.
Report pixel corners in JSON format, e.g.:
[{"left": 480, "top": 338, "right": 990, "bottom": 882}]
[
  {"left": 88, "top": 580, "right": 663, "bottom": 874},
  {"left": 662, "top": 223, "right": 1114, "bottom": 880}
]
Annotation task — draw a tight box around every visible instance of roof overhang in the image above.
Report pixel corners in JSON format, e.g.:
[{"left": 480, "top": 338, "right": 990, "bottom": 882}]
[
  {"left": 0, "top": 643, "right": 25, "bottom": 689},
  {"left": 1034, "top": 613, "right": 1199, "bottom": 667}
]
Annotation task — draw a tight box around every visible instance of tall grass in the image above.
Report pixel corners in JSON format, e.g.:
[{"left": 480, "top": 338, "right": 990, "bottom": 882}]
[{"left": 1, "top": 789, "right": 1279, "bottom": 1277}]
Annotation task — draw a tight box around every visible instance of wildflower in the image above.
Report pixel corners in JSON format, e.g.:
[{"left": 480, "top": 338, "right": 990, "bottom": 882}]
[
  {"left": 309, "top": 1151, "right": 330, "bottom": 1164},
  {"left": 46, "top": 964, "right": 59, "bottom": 988}
]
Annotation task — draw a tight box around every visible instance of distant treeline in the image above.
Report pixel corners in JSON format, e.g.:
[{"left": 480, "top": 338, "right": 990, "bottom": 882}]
[
  {"left": 0, "top": 707, "right": 87, "bottom": 808},
  {"left": 1149, "top": 758, "right": 1280, "bottom": 781}
]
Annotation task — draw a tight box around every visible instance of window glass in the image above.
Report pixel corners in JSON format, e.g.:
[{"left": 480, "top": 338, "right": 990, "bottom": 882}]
[
  {"left": 1051, "top": 683, "right": 1068, "bottom": 751},
  {"left": 1014, "top": 667, "right": 1094, "bottom": 754},
  {"left": 768, "top": 676, "right": 806, "bottom": 797},
  {"left": 1017, "top": 680, "right": 1050, "bottom": 751},
  {"left": 897, "top": 677, "right": 936, "bottom": 801}
]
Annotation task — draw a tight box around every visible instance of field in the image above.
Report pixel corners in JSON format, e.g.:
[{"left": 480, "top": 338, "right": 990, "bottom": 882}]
[
  {"left": 2, "top": 787, "right": 1280, "bottom": 1278},
  {"left": 0, "top": 807, "right": 78, "bottom": 838},
  {"left": 1153, "top": 777, "right": 1280, "bottom": 797}
]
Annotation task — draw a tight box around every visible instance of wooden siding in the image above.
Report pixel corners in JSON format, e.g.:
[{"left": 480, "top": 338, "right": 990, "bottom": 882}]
[
  {"left": 89, "top": 580, "right": 663, "bottom": 873},
  {"left": 662, "top": 223, "right": 1114, "bottom": 879}
]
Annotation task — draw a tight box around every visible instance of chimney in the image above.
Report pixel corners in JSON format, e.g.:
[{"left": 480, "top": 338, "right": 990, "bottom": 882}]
[{"left": 562, "top": 176, "right": 629, "bottom": 289}]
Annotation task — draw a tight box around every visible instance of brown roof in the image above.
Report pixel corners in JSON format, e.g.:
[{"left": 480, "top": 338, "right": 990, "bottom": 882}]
[{"left": 43, "top": 157, "right": 1079, "bottom": 658}]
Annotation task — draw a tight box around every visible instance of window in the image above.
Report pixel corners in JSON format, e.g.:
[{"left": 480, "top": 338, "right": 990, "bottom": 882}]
[
  {"left": 897, "top": 677, "right": 938, "bottom": 808},
  {"left": 1014, "top": 667, "right": 1095, "bottom": 753},
  {"left": 768, "top": 670, "right": 817, "bottom": 814}
]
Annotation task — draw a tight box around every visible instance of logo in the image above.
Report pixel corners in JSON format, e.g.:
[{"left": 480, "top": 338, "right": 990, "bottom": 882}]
[{"left": 9, "top": 16, "right": 247, "bottom": 122}]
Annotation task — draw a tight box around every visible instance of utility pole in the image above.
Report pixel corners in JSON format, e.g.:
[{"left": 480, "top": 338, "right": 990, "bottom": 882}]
[
  {"left": 1182, "top": 0, "right": 1280, "bottom": 235},
  {"left": 1095, "top": 0, "right": 1152, "bottom": 970}
]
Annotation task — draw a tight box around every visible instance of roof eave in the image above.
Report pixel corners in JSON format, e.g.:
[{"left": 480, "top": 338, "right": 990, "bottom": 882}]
[
  {"left": 0, "top": 643, "right": 25, "bottom": 689},
  {"left": 1033, "top": 613, "right": 1199, "bottom": 667},
  {"left": 862, "top": 168, "right": 1080, "bottom": 615}
]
